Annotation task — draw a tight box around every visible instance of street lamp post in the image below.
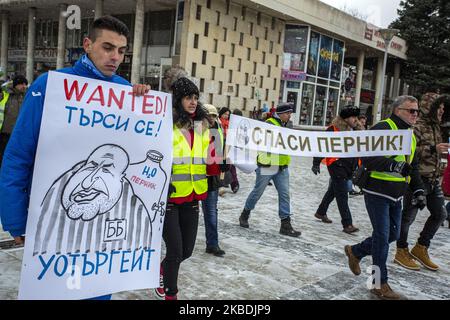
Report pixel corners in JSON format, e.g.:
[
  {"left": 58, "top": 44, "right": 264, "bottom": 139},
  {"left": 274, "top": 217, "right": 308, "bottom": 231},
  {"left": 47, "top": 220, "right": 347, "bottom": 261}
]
[{"left": 375, "top": 28, "right": 399, "bottom": 122}]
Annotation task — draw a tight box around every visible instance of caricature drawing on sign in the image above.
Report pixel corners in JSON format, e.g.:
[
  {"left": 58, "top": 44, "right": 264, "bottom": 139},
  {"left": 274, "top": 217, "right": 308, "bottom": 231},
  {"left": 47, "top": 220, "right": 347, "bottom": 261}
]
[{"left": 33, "top": 144, "right": 168, "bottom": 256}]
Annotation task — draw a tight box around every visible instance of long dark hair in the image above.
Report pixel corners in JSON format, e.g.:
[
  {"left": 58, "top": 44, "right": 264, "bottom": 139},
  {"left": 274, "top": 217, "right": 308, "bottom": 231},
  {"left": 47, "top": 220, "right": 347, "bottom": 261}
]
[{"left": 173, "top": 96, "right": 209, "bottom": 128}]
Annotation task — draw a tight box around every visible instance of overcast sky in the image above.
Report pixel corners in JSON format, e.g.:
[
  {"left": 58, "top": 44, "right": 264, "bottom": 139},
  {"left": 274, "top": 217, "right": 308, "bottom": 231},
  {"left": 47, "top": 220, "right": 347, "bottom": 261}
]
[{"left": 319, "top": 0, "right": 402, "bottom": 27}]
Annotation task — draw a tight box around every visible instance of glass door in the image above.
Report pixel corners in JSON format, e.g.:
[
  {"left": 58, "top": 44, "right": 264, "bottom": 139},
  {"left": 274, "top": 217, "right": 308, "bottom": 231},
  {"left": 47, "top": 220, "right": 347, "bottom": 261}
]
[
  {"left": 312, "top": 86, "right": 327, "bottom": 126},
  {"left": 299, "top": 83, "right": 315, "bottom": 125}
]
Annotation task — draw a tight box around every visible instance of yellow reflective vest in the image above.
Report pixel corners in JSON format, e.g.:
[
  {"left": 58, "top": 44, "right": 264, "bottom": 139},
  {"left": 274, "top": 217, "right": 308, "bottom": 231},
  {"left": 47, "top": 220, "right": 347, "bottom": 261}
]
[
  {"left": 171, "top": 125, "right": 210, "bottom": 198},
  {"left": 0, "top": 90, "right": 10, "bottom": 131},
  {"left": 257, "top": 117, "right": 291, "bottom": 166},
  {"left": 370, "top": 118, "right": 417, "bottom": 183}
]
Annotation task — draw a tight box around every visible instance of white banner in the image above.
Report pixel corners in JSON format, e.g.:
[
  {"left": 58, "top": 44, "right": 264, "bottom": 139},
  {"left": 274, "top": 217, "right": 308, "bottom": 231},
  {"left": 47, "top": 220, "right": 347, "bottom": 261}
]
[
  {"left": 19, "top": 72, "right": 172, "bottom": 299},
  {"left": 227, "top": 115, "right": 412, "bottom": 159}
]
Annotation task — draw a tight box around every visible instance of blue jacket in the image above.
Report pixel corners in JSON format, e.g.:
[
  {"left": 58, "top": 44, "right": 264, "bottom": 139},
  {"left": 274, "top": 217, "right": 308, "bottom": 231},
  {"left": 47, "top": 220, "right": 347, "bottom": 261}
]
[{"left": 0, "top": 55, "right": 131, "bottom": 237}]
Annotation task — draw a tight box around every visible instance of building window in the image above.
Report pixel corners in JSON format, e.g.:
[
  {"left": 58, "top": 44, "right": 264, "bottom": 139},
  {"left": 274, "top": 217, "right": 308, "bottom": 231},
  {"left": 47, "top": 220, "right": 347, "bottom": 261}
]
[
  {"left": 231, "top": 43, "right": 235, "bottom": 57},
  {"left": 260, "top": 76, "right": 264, "bottom": 88},
  {"left": 233, "top": 17, "right": 237, "bottom": 31},
  {"left": 264, "top": 27, "right": 268, "bottom": 40},
  {"left": 257, "top": 12, "right": 261, "bottom": 25},
  {"left": 250, "top": 22, "right": 254, "bottom": 36},
  {"left": 265, "top": 89, "right": 269, "bottom": 101},
  {"left": 219, "top": 81, "right": 223, "bottom": 95},
  {"left": 243, "top": 97, "right": 247, "bottom": 110},
  {"left": 193, "top": 34, "right": 199, "bottom": 48},
  {"left": 204, "top": 22, "right": 209, "bottom": 36},
  {"left": 247, "top": 48, "right": 251, "bottom": 61},
  {"left": 276, "top": 55, "right": 279, "bottom": 67},
  {"left": 278, "top": 31, "right": 282, "bottom": 44},
  {"left": 239, "top": 33, "right": 244, "bottom": 46},
  {"left": 238, "top": 58, "right": 242, "bottom": 72},
  {"left": 273, "top": 78, "right": 277, "bottom": 90},
  {"left": 196, "top": 5, "right": 201, "bottom": 20},
  {"left": 253, "top": 62, "right": 257, "bottom": 75},
  {"left": 202, "top": 50, "right": 207, "bottom": 64},
  {"left": 214, "top": 39, "right": 218, "bottom": 53},
  {"left": 211, "top": 66, "right": 216, "bottom": 80},
  {"left": 229, "top": 70, "right": 233, "bottom": 83},
  {"left": 207, "top": 0, "right": 211, "bottom": 9},
  {"left": 216, "top": 11, "right": 220, "bottom": 25},
  {"left": 223, "top": 27, "right": 227, "bottom": 41},
  {"left": 221, "top": 55, "right": 225, "bottom": 68},
  {"left": 267, "top": 65, "right": 271, "bottom": 77},
  {"left": 251, "top": 87, "right": 255, "bottom": 99},
  {"left": 227, "top": 96, "right": 231, "bottom": 108},
  {"left": 284, "top": 25, "right": 309, "bottom": 72},
  {"left": 245, "top": 73, "right": 249, "bottom": 85},
  {"left": 209, "top": 93, "right": 214, "bottom": 104},
  {"left": 200, "top": 78, "right": 205, "bottom": 92},
  {"left": 241, "top": 6, "right": 246, "bottom": 20},
  {"left": 236, "top": 84, "right": 240, "bottom": 97},
  {"left": 269, "top": 41, "right": 274, "bottom": 54},
  {"left": 192, "top": 62, "right": 197, "bottom": 77},
  {"left": 255, "top": 37, "right": 259, "bottom": 50},
  {"left": 271, "top": 17, "right": 276, "bottom": 30},
  {"left": 262, "top": 52, "right": 266, "bottom": 64},
  {"left": 226, "top": 0, "right": 230, "bottom": 14}
]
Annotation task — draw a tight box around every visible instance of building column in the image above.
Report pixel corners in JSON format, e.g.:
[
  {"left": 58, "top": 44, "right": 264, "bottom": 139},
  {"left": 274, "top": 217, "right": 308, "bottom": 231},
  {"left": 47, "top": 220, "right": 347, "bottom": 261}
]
[
  {"left": 95, "top": 0, "right": 104, "bottom": 20},
  {"left": 373, "top": 56, "right": 384, "bottom": 123},
  {"left": 1, "top": 12, "right": 9, "bottom": 81},
  {"left": 392, "top": 62, "right": 401, "bottom": 98},
  {"left": 56, "top": 4, "right": 67, "bottom": 70},
  {"left": 26, "top": 7, "right": 36, "bottom": 83},
  {"left": 354, "top": 50, "right": 365, "bottom": 106},
  {"left": 131, "top": 0, "right": 145, "bottom": 84}
]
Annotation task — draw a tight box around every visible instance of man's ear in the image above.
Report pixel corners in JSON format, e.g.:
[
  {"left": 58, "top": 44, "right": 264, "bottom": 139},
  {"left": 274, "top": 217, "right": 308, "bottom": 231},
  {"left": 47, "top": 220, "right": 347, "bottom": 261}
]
[{"left": 83, "top": 37, "right": 92, "bottom": 53}]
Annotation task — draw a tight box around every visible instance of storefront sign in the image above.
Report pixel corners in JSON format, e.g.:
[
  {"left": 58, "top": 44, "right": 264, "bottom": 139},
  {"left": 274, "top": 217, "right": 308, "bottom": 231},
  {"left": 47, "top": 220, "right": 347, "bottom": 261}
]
[
  {"left": 8, "top": 48, "right": 58, "bottom": 63},
  {"left": 364, "top": 24, "right": 405, "bottom": 54},
  {"left": 281, "top": 69, "right": 306, "bottom": 82}
]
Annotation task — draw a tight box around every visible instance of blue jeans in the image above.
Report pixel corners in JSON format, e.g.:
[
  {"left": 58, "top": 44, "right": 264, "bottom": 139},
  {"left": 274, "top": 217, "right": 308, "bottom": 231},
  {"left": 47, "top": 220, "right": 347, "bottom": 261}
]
[
  {"left": 316, "top": 177, "right": 353, "bottom": 227},
  {"left": 244, "top": 166, "right": 290, "bottom": 219},
  {"left": 202, "top": 190, "right": 219, "bottom": 248},
  {"left": 352, "top": 193, "right": 402, "bottom": 284}
]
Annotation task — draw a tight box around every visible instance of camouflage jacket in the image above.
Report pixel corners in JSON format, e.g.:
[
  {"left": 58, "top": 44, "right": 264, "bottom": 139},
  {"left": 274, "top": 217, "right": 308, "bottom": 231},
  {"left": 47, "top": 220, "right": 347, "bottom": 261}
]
[{"left": 414, "top": 95, "right": 445, "bottom": 180}]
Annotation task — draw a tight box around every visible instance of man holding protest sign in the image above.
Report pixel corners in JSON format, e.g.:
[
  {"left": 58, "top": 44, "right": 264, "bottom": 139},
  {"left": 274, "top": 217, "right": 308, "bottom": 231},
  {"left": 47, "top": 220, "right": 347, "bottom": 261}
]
[
  {"left": 344, "top": 95, "right": 425, "bottom": 300},
  {"left": 239, "top": 103, "right": 302, "bottom": 238},
  {"left": 0, "top": 16, "right": 151, "bottom": 300},
  {"left": 394, "top": 93, "right": 450, "bottom": 271},
  {"left": 312, "top": 106, "right": 360, "bottom": 234}
]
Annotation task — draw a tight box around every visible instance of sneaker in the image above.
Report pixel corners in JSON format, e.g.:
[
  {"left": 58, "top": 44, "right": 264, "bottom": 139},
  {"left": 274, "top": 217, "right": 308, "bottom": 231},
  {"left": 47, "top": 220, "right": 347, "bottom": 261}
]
[
  {"left": 394, "top": 248, "right": 420, "bottom": 271},
  {"left": 343, "top": 225, "right": 359, "bottom": 234},
  {"left": 314, "top": 212, "right": 332, "bottom": 223},
  {"left": 153, "top": 267, "right": 165, "bottom": 300},
  {"left": 370, "top": 283, "right": 404, "bottom": 300},
  {"left": 344, "top": 245, "right": 361, "bottom": 275},
  {"left": 206, "top": 246, "right": 226, "bottom": 257}
]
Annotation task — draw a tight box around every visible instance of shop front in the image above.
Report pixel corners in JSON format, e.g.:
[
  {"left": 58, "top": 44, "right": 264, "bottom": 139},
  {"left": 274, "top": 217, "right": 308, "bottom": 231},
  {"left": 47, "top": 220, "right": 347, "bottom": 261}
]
[{"left": 281, "top": 25, "right": 345, "bottom": 129}]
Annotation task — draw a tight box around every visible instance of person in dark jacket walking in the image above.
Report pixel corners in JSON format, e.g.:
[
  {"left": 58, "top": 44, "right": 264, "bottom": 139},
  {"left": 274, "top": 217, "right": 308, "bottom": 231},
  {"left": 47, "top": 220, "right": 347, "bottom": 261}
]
[
  {"left": 0, "top": 75, "right": 28, "bottom": 166},
  {"left": 394, "top": 93, "right": 450, "bottom": 271},
  {"left": 312, "top": 106, "right": 360, "bottom": 233},
  {"left": 344, "top": 95, "right": 425, "bottom": 300}
]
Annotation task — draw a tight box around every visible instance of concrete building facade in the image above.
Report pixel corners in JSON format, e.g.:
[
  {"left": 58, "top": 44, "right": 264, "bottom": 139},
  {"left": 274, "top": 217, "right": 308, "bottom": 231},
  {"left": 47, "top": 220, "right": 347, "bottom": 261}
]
[{"left": 0, "top": 0, "right": 410, "bottom": 128}]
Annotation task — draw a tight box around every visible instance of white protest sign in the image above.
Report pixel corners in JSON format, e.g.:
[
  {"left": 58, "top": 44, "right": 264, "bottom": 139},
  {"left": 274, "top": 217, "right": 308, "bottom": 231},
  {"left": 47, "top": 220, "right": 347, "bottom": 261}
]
[
  {"left": 19, "top": 71, "right": 172, "bottom": 299},
  {"left": 227, "top": 115, "right": 412, "bottom": 158}
]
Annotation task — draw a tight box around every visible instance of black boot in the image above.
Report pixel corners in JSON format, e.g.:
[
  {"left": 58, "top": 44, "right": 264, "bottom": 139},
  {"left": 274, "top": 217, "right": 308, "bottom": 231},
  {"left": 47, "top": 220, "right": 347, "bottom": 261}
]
[
  {"left": 239, "top": 209, "right": 251, "bottom": 228},
  {"left": 279, "top": 217, "right": 301, "bottom": 237}
]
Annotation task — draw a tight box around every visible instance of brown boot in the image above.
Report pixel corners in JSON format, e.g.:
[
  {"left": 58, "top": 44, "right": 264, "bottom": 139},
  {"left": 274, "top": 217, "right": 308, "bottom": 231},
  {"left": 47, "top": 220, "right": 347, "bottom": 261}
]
[
  {"left": 370, "top": 283, "right": 403, "bottom": 300},
  {"left": 410, "top": 243, "right": 439, "bottom": 271},
  {"left": 314, "top": 212, "right": 332, "bottom": 223},
  {"left": 394, "top": 248, "right": 420, "bottom": 271},
  {"left": 343, "top": 225, "right": 359, "bottom": 234},
  {"left": 344, "top": 245, "right": 361, "bottom": 275}
]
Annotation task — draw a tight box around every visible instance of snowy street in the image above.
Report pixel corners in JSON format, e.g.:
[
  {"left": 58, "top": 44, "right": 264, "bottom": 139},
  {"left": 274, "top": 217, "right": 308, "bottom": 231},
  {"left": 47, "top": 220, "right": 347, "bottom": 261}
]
[{"left": 1, "top": 157, "right": 450, "bottom": 300}]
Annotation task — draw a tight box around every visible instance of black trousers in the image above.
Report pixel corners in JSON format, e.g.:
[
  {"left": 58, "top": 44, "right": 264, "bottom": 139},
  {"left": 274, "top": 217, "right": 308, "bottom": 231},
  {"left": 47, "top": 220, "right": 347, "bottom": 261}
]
[
  {"left": 397, "top": 179, "right": 447, "bottom": 248},
  {"left": 0, "top": 133, "right": 10, "bottom": 168},
  {"left": 162, "top": 201, "right": 199, "bottom": 296}
]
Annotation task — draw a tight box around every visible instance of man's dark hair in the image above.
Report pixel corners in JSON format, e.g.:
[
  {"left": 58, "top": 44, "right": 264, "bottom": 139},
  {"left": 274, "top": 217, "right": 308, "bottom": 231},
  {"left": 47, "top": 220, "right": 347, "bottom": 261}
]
[{"left": 88, "top": 15, "right": 130, "bottom": 41}]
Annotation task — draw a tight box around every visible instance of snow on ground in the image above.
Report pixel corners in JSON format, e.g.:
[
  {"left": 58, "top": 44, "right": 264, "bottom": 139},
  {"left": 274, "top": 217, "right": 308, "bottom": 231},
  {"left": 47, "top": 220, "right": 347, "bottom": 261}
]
[{"left": 1, "top": 157, "right": 450, "bottom": 300}]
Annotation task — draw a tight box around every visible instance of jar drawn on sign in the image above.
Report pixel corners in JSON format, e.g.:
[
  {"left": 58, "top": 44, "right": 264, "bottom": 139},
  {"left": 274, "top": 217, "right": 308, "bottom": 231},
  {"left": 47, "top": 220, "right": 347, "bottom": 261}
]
[{"left": 127, "top": 150, "right": 168, "bottom": 230}]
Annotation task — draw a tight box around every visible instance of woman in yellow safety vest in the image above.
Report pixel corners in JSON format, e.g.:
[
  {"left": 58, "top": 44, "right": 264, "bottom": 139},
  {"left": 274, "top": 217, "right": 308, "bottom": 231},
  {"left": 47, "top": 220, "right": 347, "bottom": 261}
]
[{"left": 154, "top": 77, "right": 213, "bottom": 300}]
